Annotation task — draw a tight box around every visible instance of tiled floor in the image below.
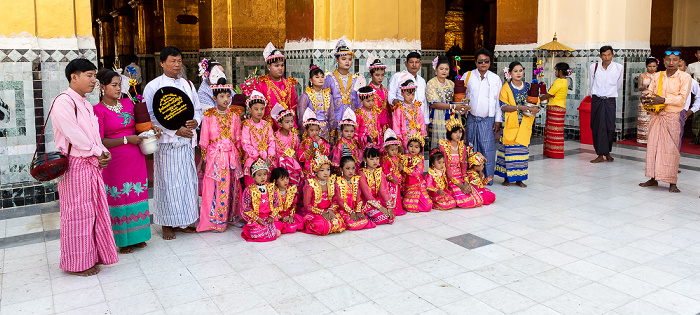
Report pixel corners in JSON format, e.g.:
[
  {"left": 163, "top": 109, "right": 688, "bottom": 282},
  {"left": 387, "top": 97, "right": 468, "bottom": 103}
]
[{"left": 1, "top": 141, "right": 700, "bottom": 315}]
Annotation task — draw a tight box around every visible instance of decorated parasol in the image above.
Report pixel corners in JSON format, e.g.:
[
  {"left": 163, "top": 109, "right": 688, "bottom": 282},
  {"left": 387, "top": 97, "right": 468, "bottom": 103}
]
[{"left": 535, "top": 33, "right": 574, "bottom": 93}]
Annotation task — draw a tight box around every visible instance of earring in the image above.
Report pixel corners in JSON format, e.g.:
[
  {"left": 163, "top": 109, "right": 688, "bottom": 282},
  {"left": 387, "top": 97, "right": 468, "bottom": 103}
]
[{"left": 100, "top": 89, "right": 104, "bottom": 97}]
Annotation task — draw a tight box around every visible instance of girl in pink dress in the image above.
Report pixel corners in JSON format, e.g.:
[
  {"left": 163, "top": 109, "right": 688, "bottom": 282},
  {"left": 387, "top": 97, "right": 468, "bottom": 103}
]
[
  {"left": 393, "top": 72, "right": 427, "bottom": 149},
  {"left": 401, "top": 134, "right": 433, "bottom": 213},
  {"left": 425, "top": 150, "right": 457, "bottom": 210},
  {"left": 197, "top": 84, "right": 242, "bottom": 232},
  {"left": 299, "top": 108, "right": 331, "bottom": 179},
  {"left": 381, "top": 129, "right": 406, "bottom": 216},
  {"left": 334, "top": 156, "right": 375, "bottom": 230},
  {"left": 359, "top": 146, "right": 395, "bottom": 225},
  {"left": 437, "top": 116, "right": 485, "bottom": 209},
  {"left": 355, "top": 82, "right": 382, "bottom": 148},
  {"left": 241, "top": 159, "right": 281, "bottom": 242},
  {"left": 301, "top": 153, "right": 346, "bottom": 235},
  {"left": 466, "top": 152, "right": 496, "bottom": 205},
  {"left": 257, "top": 42, "right": 298, "bottom": 125},
  {"left": 270, "top": 103, "right": 302, "bottom": 186},
  {"left": 331, "top": 108, "right": 361, "bottom": 170},
  {"left": 367, "top": 53, "right": 391, "bottom": 136},
  {"left": 241, "top": 91, "right": 276, "bottom": 186},
  {"left": 270, "top": 167, "right": 303, "bottom": 233}
]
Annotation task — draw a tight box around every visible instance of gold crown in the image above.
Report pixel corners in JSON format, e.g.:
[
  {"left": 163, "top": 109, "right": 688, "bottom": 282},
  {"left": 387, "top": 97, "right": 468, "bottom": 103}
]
[
  {"left": 251, "top": 158, "right": 269, "bottom": 175},
  {"left": 445, "top": 113, "right": 463, "bottom": 131},
  {"left": 311, "top": 152, "right": 332, "bottom": 172},
  {"left": 406, "top": 132, "right": 425, "bottom": 147},
  {"left": 468, "top": 152, "right": 486, "bottom": 166}
]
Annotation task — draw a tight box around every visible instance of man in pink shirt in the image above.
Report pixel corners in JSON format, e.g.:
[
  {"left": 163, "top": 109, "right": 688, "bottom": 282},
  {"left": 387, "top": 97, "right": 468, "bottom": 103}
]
[{"left": 51, "top": 58, "right": 119, "bottom": 276}]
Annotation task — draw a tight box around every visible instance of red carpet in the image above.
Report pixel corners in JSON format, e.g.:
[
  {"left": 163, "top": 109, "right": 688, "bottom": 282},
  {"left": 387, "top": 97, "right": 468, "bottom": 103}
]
[{"left": 617, "top": 137, "right": 700, "bottom": 155}]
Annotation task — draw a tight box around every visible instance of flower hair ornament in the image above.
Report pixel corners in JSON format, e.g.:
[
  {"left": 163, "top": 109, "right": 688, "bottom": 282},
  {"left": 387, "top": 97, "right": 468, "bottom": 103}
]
[
  {"left": 432, "top": 56, "right": 439, "bottom": 71},
  {"left": 198, "top": 59, "right": 210, "bottom": 78},
  {"left": 566, "top": 69, "right": 574, "bottom": 76},
  {"left": 309, "top": 64, "right": 321, "bottom": 72},
  {"left": 503, "top": 66, "right": 511, "bottom": 81},
  {"left": 429, "top": 148, "right": 441, "bottom": 157}
]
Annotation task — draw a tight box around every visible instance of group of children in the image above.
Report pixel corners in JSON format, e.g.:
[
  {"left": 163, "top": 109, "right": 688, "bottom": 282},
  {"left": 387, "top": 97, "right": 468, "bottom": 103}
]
[{"left": 197, "top": 40, "right": 496, "bottom": 242}]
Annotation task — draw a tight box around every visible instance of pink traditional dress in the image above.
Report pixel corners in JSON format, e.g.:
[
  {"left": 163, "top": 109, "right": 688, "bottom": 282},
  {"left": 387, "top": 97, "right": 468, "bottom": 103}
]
[
  {"left": 425, "top": 167, "right": 457, "bottom": 210},
  {"left": 393, "top": 100, "right": 427, "bottom": 149},
  {"left": 51, "top": 89, "right": 118, "bottom": 272},
  {"left": 196, "top": 107, "right": 242, "bottom": 232},
  {"left": 401, "top": 154, "right": 433, "bottom": 212},
  {"left": 334, "top": 176, "right": 375, "bottom": 230},
  {"left": 302, "top": 176, "right": 346, "bottom": 235},
  {"left": 466, "top": 170, "right": 496, "bottom": 205},
  {"left": 241, "top": 118, "right": 276, "bottom": 186},
  {"left": 381, "top": 155, "right": 406, "bottom": 216},
  {"left": 439, "top": 139, "right": 484, "bottom": 208},
  {"left": 298, "top": 136, "right": 331, "bottom": 178},
  {"left": 331, "top": 137, "right": 361, "bottom": 169},
  {"left": 256, "top": 75, "right": 298, "bottom": 125},
  {"left": 272, "top": 185, "right": 304, "bottom": 233},
  {"left": 371, "top": 83, "right": 391, "bottom": 136},
  {"left": 274, "top": 130, "right": 302, "bottom": 186},
  {"left": 241, "top": 183, "right": 281, "bottom": 242},
  {"left": 94, "top": 98, "right": 151, "bottom": 248},
  {"left": 359, "top": 168, "right": 394, "bottom": 225},
  {"left": 355, "top": 106, "right": 382, "bottom": 148}
]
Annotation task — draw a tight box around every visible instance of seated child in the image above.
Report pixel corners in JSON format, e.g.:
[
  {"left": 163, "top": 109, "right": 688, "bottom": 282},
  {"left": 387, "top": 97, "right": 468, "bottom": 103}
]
[
  {"left": 466, "top": 152, "right": 496, "bottom": 205},
  {"left": 334, "top": 155, "right": 375, "bottom": 230},
  {"left": 270, "top": 167, "right": 303, "bottom": 233},
  {"left": 381, "top": 129, "right": 406, "bottom": 216},
  {"left": 401, "top": 133, "right": 433, "bottom": 212},
  {"left": 301, "top": 153, "right": 346, "bottom": 235},
  {"left": 241, "top": 159, "right": 281, "bottom": 242},
  {"left": 425, "top": 150, "right": 457, "bottom": 210}
]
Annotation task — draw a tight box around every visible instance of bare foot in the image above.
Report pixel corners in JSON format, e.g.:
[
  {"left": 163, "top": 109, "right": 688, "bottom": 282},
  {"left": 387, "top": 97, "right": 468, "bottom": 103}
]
[
  {"left": 605, "top": 154, "right": 615, "bottom": 162},
  {"left": 639, "top": 179, "right": 658, "bottom": 187},
  {"left": 133, "top": 242, "right": 147, "bottom": 248},
  {"left": 515, "top": 181, "right": 527, "bottom": 188},
  {"left": 590, "top": 156, "right": 605, "bottom": 163},
  {"left": 119, "top": 246, "right": 133, "bottom": 254},
  {"left": 173, "top": 227, "right": 197, "bottom": 234},
  {"left": 502, "top": 180, "right": 510, "bottom": 186},
  {"left": 669, "top": 184, "right": 681, "bottom": 193},
  {"left": 67, "top": 265, "right": 100, "bottom": 277},
  {"left": 162, "top": 226, "right": 176, "bottom": 240},
  {"left": 678, "top": 170, "right": 681, "bottom": 173}
]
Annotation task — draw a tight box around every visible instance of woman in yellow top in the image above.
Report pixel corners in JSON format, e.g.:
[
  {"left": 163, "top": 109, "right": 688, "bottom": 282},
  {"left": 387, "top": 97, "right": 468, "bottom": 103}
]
[{"left": 540, "top": 62, "right": 570, "bottom": 159}]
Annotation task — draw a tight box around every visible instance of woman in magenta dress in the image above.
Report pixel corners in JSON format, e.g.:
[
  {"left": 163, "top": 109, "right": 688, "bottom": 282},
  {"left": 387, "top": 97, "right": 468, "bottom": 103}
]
[
  {"left": 359, "top": 146, "right": 394, "bottom": 224},
  {"left": 197, "top": 84, "right": 242, "bottom": 232},
  {"left": 438, "top": 116, "right": 484, "bottom": 209},
  {"left": 401, "top": 134, "right": 433, "bottom": 213},
  {"left": 270, "top": 167, "right": 303, "bottom": 233},
  {"left": 301, "top": 153, "right": 346, "bottom": 236},
  {"left": 381, "top": 129, "right": 406, "bottom": 216},
  {"left": 334, "top": 156, "right": 375, "bottom": 230},
  {"left": 94, "top": 69, "right": 158, "bottom": 253},
  {"left": 241, "top": 159, "right": 281, "bottom": 242}
]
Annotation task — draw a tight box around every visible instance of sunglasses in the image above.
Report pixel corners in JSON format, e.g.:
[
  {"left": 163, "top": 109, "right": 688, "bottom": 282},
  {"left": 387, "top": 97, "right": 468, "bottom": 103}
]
[
  {"left": 477, "top": 59, "right": 490, "bottom": 64},
  {"left": 665, "top": 51, "right": 681, "bottom": 56}
]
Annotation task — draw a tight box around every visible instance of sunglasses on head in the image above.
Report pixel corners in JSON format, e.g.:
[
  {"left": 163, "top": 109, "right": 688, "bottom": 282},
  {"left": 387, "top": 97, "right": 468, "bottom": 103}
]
[
  {"left": 477, "top": 59, "right": 490, "bottom": 64},
  {"left": 665, "top": 51, "right": 680, "bottom": 56}
]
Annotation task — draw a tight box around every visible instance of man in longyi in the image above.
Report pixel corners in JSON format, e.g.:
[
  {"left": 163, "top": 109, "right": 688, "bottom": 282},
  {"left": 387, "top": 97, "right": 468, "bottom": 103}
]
[{"left": 639, "top": 47, "right": 692, "bottom": 193}]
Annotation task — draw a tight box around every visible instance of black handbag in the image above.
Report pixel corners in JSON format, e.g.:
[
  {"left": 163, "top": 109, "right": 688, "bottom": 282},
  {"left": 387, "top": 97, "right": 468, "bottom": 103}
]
[{"left": 30, "top": 93, "right": 76, "bottom": 181}]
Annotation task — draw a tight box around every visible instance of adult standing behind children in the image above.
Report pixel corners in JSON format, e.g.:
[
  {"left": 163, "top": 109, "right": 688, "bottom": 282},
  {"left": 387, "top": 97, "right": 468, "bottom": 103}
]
[{"left": 588, "top": 45, "right": 623, "bottom": 163}]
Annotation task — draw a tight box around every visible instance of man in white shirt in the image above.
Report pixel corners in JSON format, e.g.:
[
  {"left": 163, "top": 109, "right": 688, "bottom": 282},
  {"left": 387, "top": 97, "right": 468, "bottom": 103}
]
[
  {"left": 144, "top": 46, "right": 202, "bottom": 240},
  {"left": 679, "top": 57, "right": 700, "bottom": 151},
  {"left": 388, "top": 52, "right": 428, "bottom": 123},
  {"left": 588, "top": 45, "right": 623, "bottom": 163},
  {"left": 462, "top": 48, "right": 503, "bottom": 181},
  {"left": 686, "top": 48, "right": 700, "bottom": 144}
]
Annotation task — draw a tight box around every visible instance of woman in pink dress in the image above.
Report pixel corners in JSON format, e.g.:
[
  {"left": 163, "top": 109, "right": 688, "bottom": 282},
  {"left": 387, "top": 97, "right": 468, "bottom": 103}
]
[
  {"left": 197, "top": 84, "right": 242, "bottom": 232},
  {"left": 241, "top": 91, "right": 276, "bottom": 186},
  {"left": 359, "top": 146, "right": 394, "bottom": 224},
  {"left": 301, "top": 153, "right": 346, "bottom": 235},
  {"left": 257, "top": 42, "right": 298, "bottom": 125},
  {"left": 438, "top": 116, "right": 484, "bottom": 209},
  {"left": 270, "top": 104, "right": 302, "bottom": 186},
  {"left": 401, "top": 134, "right": 433, "bottom": 213},
  {"left": 241, "top": 159, "right": 281, "bottom": 242},
  {"left": 392, "top": 72, "right": 427, "bottom": 149},
  {"left": 94, "top": 69, "right": 157, "bottom": 254},
  {"left": 299, "top": 108, "right": 331, "bottom": 179},
  {"left": 334, "top": 156, "right": 375, "bottom": 230},
  {"left": 381, "top": 129, "right": 406, "bottom": 216},
  {"left": 367, "top": 53, "right": 391, "bottom": 136},
  {"left": 270, "top": 167, "right": 303, "bottom": 233}
]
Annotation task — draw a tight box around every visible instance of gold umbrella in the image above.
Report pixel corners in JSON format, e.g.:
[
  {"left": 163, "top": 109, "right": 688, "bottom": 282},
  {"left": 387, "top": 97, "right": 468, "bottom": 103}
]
[{"left": 536, "top": 33, "right": 574, "bottom": 87}]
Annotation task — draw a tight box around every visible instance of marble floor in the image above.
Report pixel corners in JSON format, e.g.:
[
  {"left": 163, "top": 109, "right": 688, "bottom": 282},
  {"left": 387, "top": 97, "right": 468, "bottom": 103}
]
[{"left": 0, "top": 141, "right": 699, "bottom": 315}]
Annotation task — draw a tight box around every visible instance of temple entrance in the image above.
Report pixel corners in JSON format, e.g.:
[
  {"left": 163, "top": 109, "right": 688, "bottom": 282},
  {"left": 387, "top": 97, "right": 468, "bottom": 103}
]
[{"left": 445, "top": 0, "right": 497, "bottom": 75}]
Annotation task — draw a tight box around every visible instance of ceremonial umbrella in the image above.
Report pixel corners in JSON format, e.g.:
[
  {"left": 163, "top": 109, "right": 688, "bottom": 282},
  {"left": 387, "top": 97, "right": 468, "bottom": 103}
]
[{"left": 535, "top": 33, "right": 575, "bottom": 86}]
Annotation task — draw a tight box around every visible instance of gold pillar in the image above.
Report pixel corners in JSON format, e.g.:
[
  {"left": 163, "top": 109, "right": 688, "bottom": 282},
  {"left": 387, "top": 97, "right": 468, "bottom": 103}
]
[
  {"left": 112, "top": 9, "right": 135, "bottom": 59},
  {"left": 130, "top": 0, "right": 157, "bottom": 54},
  {"left": 97, "top": 16, "right": 115, "bottom": 64},
  {"left": 421, "top": 0, "right": 446, "bottom": 50}
]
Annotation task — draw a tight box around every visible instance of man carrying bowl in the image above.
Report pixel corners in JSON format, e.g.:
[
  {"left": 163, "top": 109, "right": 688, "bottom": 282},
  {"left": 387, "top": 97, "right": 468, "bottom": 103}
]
[{"left": 639, "top": 47, "right": 692, "bottom": 193}]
